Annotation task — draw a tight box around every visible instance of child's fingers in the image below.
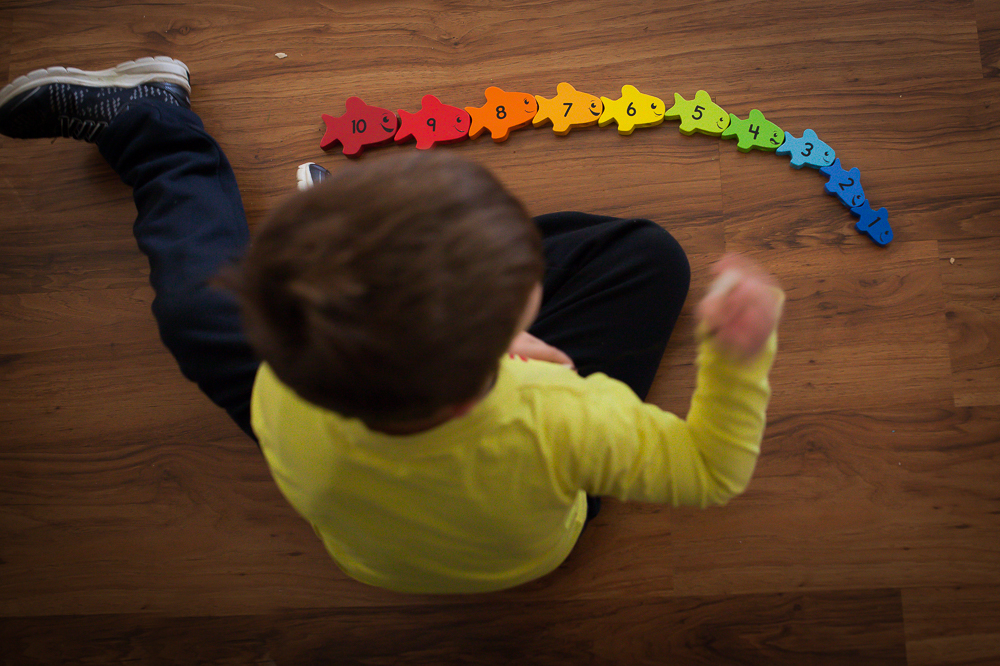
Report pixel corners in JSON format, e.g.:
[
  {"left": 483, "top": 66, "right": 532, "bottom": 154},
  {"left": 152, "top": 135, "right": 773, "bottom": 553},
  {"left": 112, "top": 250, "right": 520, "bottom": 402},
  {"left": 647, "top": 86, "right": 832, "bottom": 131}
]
[
  {"left": 696, "top": 267, "right": 743, "bottom": 325},
  {"left": 698, "top": 270, "right": 755, "bottom": 332},
  {"left": 508, "top": 331, "right": 575, "bottom": 368},
  {"left": 712, "top": 253, "right": 777, "bottom": 288}
]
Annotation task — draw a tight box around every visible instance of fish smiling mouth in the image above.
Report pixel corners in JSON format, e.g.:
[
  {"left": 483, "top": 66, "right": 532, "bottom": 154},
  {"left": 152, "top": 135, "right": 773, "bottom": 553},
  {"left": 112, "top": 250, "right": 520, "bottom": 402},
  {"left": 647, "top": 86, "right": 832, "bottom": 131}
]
[
  {"left": 770, "top": 137, "right": 780, "bottom": 145},
  {"left": 589, "top": 108, "right": 601, "bottom": 117},
  {"left": 382, "top": 124, "right": 395, "bottom": 133}
]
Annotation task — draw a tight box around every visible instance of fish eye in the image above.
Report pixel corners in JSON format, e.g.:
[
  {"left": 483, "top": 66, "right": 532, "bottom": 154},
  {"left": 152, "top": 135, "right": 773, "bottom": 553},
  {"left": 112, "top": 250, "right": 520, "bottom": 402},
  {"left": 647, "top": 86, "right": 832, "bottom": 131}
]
[{"left": 651, "top": 103, "right": 657, "bottom": 109}]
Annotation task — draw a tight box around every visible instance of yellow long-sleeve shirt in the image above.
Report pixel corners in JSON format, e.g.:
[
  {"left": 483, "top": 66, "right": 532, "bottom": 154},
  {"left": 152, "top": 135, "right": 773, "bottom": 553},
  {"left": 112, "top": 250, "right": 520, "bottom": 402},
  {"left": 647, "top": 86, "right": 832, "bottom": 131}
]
[{"left": 251, "top": 331, "right": 777, "bottom": 594}]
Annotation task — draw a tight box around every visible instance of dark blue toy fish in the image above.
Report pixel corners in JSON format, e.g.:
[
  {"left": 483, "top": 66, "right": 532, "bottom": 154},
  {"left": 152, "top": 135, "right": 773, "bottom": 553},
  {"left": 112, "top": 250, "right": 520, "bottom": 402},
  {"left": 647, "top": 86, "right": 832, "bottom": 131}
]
[
  {"left": 819, "top": 158, "right": 866, "bottom": 209},
  {"left": 851, "top": 201, "right": 893, "bottom": 246}
]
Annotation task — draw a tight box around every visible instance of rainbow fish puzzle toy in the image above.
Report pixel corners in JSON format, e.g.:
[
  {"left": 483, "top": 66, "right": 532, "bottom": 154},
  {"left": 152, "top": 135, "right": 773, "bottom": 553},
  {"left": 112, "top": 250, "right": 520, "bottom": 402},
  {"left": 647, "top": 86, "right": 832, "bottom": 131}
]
[{"left": 314, "top": 83, "right": 893, "bottom": 246}]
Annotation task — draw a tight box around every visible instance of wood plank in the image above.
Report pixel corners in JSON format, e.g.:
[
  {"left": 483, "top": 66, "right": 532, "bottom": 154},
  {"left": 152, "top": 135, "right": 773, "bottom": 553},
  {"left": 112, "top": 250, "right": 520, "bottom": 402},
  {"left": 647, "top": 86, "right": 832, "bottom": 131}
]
[
  {"left": 0, "top": 0, "right": 998, "bottom": 661},
  {"left": 975, "top": 0, "right": 1000, "bottom": 77},
  {"left": 0, "top": 589, "right": 907, "bottom": 666},
  {"left": 941, "top": 237, "right": 1000, "bottom": 406},
  {"left": 669, "top": 405, "right": 1000, "bottom": 596},
  {"left": 903, "top": 585, "right": 1000, "bottom": 666}
]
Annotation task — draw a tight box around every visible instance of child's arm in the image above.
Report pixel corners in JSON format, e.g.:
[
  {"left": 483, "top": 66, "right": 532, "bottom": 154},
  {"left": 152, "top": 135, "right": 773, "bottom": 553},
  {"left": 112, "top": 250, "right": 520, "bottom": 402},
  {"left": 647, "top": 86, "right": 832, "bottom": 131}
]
[{"left": 554, "top": 255, "right": 784, "bottom": 508}]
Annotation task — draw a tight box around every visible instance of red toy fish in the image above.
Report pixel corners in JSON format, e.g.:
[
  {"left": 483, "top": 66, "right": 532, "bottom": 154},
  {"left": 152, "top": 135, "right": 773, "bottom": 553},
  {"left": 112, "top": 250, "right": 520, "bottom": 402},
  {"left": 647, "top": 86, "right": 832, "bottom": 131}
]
[
  {"left": 320, "top": 97, "right": 398, "bottom": 156},
  {"left": 395, "top": 95, "right": 471, "bottom": 149}
]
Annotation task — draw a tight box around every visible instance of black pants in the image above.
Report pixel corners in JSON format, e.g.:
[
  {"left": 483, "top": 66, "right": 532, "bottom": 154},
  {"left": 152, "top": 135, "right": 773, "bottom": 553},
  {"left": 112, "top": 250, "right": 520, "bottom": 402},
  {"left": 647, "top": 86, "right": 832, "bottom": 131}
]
[{"left": 98, "top": 101, "right": 692, "bottom": 464}]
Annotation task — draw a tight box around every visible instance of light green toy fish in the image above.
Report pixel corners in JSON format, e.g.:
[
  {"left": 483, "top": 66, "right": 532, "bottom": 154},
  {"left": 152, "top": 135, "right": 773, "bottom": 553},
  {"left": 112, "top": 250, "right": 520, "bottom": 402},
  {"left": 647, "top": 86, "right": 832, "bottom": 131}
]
[
  {"left": 598, "top": 85, "right": 665, "bottom": 135},
  {"left": 665, "top": 90, "right": 730, "bottom": 137}
]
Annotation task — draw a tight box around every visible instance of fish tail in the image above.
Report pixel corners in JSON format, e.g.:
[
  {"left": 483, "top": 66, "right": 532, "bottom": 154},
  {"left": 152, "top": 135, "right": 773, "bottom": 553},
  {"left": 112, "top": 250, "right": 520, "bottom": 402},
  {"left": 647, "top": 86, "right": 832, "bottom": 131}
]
[
  {"left": 320, "top": 114, "right": 340, "bottom": 150},
  {"left": 466, "top": 107, "right": 486, "bottom": 138},
  {"left": 395, "top": 109, "right": 414, "bottom": 143},
  {"left": 598, "top": 97, "right": 617, "bottom": 127},
  {"left": 531, "top": 95, "right": 551, "bottom": 127},
  {"left": 665, "top": 92, "right": 682, "bottom": 119}
]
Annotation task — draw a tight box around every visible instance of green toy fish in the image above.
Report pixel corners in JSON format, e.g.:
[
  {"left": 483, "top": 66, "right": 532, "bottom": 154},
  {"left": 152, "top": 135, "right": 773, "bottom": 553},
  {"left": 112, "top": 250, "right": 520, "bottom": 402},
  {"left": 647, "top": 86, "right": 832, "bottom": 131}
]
[{"left": 721, "top": 109, "right": 785, "bottom": 152}]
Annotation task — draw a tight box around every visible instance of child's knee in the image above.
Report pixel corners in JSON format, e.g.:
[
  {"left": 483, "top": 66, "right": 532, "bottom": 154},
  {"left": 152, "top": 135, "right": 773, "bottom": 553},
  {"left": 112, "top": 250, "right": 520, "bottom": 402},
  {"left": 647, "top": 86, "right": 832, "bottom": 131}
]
[{"left": 627, "top": 219, "right": 691, "bottom": 296}]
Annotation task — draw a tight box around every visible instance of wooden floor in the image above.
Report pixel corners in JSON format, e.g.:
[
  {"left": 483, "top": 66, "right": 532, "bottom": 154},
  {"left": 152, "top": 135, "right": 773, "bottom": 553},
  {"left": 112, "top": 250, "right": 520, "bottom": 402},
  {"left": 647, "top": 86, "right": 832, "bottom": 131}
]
[{"left": 2, "top": 1, "right": 999, "bottom": 663}]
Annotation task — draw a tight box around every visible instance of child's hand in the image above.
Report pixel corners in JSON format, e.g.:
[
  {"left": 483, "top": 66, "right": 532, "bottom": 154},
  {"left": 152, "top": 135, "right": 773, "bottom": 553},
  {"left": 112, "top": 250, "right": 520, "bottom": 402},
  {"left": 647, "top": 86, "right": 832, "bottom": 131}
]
[
  {"left": 507, "top": 331, "right": 575, "bottom": 368},
  {"left": 695, "top": 254, "right": 784, "bottom": 360}
]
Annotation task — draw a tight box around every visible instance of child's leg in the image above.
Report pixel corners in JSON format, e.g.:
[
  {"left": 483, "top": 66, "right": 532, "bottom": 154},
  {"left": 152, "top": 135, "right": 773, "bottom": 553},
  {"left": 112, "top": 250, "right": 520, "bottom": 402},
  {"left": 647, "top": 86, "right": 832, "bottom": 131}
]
[
  {"left": 98, "top": 100, "right": 259, "bottom": 437},
  {"left": 97, "top": 100, "right": 259, "bottom": 438},
  {"left": 1, "top": 58, "right": 260, "bottom": 439},
  {"left": 529, "top": 212, "right": 690, "bottom": 401}
]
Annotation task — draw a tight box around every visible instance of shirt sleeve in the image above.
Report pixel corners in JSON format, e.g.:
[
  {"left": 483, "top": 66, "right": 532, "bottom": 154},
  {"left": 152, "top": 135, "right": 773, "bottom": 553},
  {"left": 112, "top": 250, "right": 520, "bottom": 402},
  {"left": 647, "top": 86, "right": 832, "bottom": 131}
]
[{"left": 548, "top": 330, "right": 778, "bottom": 508}]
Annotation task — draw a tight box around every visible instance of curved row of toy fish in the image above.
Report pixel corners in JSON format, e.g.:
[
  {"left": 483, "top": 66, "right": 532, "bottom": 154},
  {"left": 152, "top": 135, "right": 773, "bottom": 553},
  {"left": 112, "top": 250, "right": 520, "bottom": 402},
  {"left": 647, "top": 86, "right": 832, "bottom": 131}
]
[{"left": 319, "top": 84, "right": 892, "bottom": 246}]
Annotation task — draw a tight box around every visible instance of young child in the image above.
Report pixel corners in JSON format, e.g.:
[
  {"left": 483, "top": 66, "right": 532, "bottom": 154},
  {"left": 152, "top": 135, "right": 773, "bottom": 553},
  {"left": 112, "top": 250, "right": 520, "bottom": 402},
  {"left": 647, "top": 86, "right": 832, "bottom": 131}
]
[{"left": 0, "top": 58, "right": 784, "bottom": 594}]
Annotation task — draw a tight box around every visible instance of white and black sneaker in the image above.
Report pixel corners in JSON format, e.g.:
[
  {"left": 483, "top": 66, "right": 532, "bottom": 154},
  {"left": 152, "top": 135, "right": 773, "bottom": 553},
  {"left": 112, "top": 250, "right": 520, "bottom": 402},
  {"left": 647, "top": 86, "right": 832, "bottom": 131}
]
[
  {"left": 0, "top": 56, "right": 191, "bottom": 143},
  {"left": 296, "top": 162, "right": 331, "bottom": 190}
]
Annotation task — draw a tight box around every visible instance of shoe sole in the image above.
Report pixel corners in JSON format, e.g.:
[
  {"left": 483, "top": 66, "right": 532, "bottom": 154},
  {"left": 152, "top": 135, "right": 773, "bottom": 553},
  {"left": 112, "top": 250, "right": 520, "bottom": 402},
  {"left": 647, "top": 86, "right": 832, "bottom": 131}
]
[{"left": 0, "top": 56, "right": 191, "bottom": 109}]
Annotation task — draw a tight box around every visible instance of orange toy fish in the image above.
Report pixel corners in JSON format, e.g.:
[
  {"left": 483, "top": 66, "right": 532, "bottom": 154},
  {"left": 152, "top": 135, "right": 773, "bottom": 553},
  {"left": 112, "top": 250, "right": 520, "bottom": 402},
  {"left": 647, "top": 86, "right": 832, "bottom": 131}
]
[{"left": 465, "top": 86, "right": 538, "bottom": 142}]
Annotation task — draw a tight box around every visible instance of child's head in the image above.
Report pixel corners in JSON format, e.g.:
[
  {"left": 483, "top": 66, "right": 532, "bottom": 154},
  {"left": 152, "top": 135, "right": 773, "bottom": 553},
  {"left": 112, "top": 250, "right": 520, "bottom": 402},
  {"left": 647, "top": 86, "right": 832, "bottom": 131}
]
[{"left": 228, "top": 152, "right": 544, "bottom": 427}]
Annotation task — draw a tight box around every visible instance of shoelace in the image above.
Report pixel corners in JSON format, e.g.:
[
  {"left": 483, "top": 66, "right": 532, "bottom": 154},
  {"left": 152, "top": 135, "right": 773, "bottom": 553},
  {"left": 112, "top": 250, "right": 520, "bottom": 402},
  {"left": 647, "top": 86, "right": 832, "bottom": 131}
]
[{"left": 59, "top": 116, "right": 107, "bottom": 142}]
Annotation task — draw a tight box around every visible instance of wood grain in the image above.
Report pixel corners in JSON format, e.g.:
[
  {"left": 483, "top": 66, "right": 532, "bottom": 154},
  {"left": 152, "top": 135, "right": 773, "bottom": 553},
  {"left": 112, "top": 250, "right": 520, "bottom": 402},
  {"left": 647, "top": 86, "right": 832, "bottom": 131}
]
[
  {"left": 975, "top": 0, "right": 1000, "bottom": 77},
  {"left": 0, "top": 589, "right": 907, "bottom": 665},
  {"left": 1, "top": 0, "right": 999, "bottom": 663},
  {"left": 940, "top": 237, "right": 1000, "bottom": 406},
  {"left": 903, "top": 586, "right": 1000, "bottom": 666}
]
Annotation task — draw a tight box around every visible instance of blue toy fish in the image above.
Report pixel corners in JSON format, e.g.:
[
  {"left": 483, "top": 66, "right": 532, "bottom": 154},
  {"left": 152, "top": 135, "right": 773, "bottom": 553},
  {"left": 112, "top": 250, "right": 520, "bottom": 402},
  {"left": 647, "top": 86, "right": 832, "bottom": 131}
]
[
  {"left": 776, "top": 129, "right": 836, "bottom": 169},
  {"left": 851, "top": 201, "right": 893, "bottom": 246},
  {"left": 819, "top": 158, "right": 866, "bottom": 208}
]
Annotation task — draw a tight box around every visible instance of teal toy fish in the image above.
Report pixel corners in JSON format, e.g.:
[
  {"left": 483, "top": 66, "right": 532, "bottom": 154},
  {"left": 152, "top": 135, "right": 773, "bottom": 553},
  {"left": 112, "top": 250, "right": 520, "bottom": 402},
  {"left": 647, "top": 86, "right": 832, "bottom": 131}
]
[{"left": 776, "top": 129, "right": 836, "bottom": 169}]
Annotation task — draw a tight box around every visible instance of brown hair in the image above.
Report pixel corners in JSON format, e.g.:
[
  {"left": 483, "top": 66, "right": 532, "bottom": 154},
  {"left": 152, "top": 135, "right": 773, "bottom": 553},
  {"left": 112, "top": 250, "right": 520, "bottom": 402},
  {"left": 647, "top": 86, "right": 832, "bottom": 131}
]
[{"left": 224, "top": 151, "right": 543, "bottom": 425}]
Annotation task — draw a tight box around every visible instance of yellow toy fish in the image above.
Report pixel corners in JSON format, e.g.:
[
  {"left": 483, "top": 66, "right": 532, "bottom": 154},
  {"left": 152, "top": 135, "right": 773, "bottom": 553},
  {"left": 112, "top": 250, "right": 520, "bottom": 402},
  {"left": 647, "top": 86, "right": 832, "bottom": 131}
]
[
  {"left": 532, "top": 82, "right": 603, "bottom": 135},
  {"left": 598, "top": 85, "right": 665, "bottom": 135},
  {"left": 665, "top": 90, "right": 731, "bottom": 137}
]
